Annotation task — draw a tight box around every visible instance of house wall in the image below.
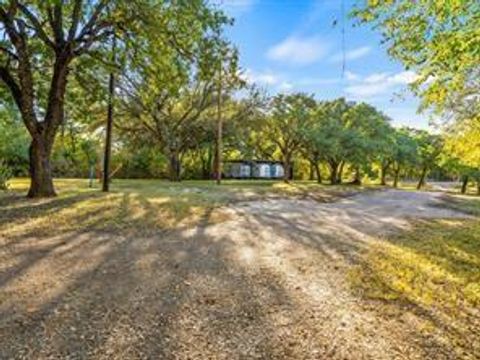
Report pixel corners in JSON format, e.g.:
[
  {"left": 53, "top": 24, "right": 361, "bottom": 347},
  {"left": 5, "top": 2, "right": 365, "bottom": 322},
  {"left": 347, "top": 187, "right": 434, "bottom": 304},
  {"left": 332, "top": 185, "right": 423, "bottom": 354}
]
[{"left": 225, "top": 161, "right": 287, "bottom": 179}]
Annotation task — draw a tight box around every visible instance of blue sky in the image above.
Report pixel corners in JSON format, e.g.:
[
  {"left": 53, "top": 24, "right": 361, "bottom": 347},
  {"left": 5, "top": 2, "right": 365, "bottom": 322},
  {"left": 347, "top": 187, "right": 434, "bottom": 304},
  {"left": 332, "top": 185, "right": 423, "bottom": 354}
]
[{"left": 219, "top": 0, "right": 430, "bottom": 129}]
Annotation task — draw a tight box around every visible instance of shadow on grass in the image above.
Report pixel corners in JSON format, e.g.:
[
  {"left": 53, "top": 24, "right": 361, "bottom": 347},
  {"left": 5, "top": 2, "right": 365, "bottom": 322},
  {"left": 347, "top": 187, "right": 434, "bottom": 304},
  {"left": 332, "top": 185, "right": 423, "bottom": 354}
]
[{"left": 350, "top": 218, "right": 480, "bottom": 358}]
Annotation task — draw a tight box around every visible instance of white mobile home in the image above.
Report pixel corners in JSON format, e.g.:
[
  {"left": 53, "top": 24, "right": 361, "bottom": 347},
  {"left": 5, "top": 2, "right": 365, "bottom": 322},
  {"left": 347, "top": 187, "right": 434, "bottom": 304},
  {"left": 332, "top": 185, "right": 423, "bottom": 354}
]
[{"left": 224, "top": 160, "right": 289, "bottom": 179}]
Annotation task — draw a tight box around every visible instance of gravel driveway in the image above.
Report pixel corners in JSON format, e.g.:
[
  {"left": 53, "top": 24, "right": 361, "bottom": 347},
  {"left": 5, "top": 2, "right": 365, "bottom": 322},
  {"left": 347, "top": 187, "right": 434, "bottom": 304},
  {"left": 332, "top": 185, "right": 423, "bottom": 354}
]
[{"left": 0, "top": 189, "right": 471, "bottom": 359}]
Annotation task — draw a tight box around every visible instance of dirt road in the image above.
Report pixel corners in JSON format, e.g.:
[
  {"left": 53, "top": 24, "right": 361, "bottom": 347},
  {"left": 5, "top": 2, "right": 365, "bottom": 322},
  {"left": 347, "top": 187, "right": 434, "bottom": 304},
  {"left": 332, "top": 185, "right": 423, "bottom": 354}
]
[{"left": 0, "top": 189, "right": 473, "bottom": 359}]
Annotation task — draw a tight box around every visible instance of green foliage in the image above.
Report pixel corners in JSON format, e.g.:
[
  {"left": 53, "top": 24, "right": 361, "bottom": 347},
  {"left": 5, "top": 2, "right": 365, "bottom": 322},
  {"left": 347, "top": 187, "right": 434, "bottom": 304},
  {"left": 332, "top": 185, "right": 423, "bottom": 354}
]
[
  {"left": 0, "top": 160, "right": 12, "bottom": 190},
  {"left": 0, "top": 110, "right": 29, "bottom": 176},
  {"left": 0, "top": 0, "right": 235, "bottom": 196},
  {"left": 414, "top": 130, "right": 443, "bottom": 168},
  {"left": 354, "top": 0, "right": 480, "bottom": 117},
  {"left": 265, "top": 93, "right": 317, "bottom": 158},
  {"left": 307, "top": 98, "right": 351, "bottom": 164}
]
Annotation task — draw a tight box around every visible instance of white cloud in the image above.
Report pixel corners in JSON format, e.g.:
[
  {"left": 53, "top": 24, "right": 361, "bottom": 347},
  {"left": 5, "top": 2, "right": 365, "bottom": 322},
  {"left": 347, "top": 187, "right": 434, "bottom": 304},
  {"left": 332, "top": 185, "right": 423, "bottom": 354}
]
[
  {"left": 242, "top": 69, "right": 281, "bottom": 86},
  {"left": 297, "top": 77, "right": 341, "bottom": 86},
  {"left": 344, "top": 70, "right": 359, "bottom": 81},
  {"left": 330, "top": 46, "right": 371, "bottom": 63},
  {"left": 241, "top": 69, "right": 297, "bottom": 93},
  {"left": 266, "top": 35, "right": 330, "bottom": 65},
  {"left": 345, "top": 82, "right": 391, "bottom": 98},
  {"left": 387, "top": 107, "right": 431, "bottom": 130},
  {"left": 344, "top": 70, "right": 418, "bottom": 99},
  {"left": 364, "top": 72, "right": 390, "bottom": 84},
  {"left": 389, "top": 71, "right": 419, "bottom": 84},
  {"left": 278, "top": 81, "right": 294, "bottom": 91}
]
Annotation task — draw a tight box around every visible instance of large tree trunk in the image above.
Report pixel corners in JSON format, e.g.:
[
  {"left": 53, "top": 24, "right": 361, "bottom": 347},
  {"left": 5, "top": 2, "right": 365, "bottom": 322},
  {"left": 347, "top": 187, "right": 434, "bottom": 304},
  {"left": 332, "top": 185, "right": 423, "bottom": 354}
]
[
  {"left": 393, "top": 167, "right": 400, "bottom": 188},
  {"left": 461, "top": 175, "right": 469, "bottom": 194},
  {"left": 28, "top": 137, "right": 56, "bottom": 198},
  {"left": 26, "top": 54, "right": 71, "bottom": 197},
  {"left": 417, "top": 166, "right": 427, "bottom": 190}
]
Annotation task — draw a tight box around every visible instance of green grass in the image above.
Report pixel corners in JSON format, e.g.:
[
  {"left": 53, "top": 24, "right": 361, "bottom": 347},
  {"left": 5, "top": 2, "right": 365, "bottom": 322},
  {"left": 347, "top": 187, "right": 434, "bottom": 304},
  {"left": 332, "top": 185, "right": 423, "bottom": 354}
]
[
  {"left": 350, "top": 196, "right": 480, "bottom": 355},
  {"left": 0, "top": 178, "right": 366, "bottom": 238}
]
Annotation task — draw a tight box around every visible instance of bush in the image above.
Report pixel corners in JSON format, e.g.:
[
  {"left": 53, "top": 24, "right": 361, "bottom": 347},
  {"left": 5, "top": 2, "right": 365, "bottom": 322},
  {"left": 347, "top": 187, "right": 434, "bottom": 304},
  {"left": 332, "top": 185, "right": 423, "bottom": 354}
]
[{"left": 0, "top": 161, "right": 13, "bottom": 190}]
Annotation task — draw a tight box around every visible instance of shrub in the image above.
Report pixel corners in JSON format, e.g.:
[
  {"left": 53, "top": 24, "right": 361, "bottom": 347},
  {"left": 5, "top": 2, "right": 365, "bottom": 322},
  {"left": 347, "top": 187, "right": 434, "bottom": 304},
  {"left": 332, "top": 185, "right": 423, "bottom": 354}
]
[{"left": 0, "top": 161, "right": 13, "bottom": 190}]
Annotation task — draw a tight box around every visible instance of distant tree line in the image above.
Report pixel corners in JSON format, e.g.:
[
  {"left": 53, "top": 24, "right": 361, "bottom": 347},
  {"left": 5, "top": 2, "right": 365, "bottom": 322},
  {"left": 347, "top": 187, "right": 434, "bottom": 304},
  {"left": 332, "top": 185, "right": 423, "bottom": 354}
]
[{"left": 1, "top": 87, "right": 461, "bottom": 191}]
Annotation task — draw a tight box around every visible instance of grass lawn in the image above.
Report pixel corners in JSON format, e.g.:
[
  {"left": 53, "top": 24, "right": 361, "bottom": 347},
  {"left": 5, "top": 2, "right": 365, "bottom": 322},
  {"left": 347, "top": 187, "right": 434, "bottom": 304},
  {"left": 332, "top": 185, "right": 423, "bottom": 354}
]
[
  {"left": 1, "top": 178, "right": 368, "bottom": 237},
  {"left": 350, "top": 195, "right": 480, "bottom": 357}
]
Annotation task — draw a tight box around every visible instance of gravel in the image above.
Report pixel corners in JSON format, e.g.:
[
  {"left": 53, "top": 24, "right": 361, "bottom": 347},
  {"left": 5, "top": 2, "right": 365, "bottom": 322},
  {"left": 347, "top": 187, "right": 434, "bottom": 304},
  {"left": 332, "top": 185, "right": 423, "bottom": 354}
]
[{"left": 0, "top": 189, "right": 472, "bottom": 359}]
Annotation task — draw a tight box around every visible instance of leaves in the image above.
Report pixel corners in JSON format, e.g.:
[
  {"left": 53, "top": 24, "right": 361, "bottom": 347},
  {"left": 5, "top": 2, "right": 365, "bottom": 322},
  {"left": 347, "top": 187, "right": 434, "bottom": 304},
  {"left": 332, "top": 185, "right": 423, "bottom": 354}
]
[{"left": 353, "top": 0, "right": 480, "bottom": 117}]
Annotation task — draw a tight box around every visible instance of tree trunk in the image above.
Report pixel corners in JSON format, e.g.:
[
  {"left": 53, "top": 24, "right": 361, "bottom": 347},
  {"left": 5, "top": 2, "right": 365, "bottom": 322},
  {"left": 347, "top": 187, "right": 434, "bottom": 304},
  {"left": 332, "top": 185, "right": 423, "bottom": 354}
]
[
  {"left": 27, "top": 137, "right": 56, "bottom": 198},
  {"left": 393, "top": 168, "right": 400, "bottom": 188},
  {"left": 380, "top": 162, "right": 389, "bottom": 186},
  {"left": 169, "top": 151, "right": 181, "bottom": 182},
  {"left": 283, "top": 153, "right": 292, "bottom": 183},
  {"left": 328, "top": 160, "right": 339, "bottom": 185},
  {"left": 215, "top": 64, "right": 223, "bottom": 185},
  {"left": 460, "top": 175, "right": 469, "bottom": 194},
  {"left": 314, "top": 162, "right": 322, "bottom": 184},
  {"left": 283, "top": 160, "right": 290, "bottom": 183},
  {"left": 417, "top": 166, "right": 427, "bottom": 190},
  {"left": 309, "top": 162, "right": 315, "bottom": 181},
  {"left": 351, "top": 167, "right": 362, "bottom": 185},
  {"left": 102, "top": 71, "right": 115, "bottom": 191},
  {"left": 337, "top": 161, "right": 345, "bottom": 184}
]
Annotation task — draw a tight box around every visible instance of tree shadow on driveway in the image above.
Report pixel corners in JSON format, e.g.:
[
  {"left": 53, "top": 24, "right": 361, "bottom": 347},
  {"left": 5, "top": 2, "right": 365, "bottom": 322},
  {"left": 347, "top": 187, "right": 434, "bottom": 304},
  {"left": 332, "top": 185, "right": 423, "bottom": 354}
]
[{"left": 0, "top": 189, "right": 473, "bottom": 359}]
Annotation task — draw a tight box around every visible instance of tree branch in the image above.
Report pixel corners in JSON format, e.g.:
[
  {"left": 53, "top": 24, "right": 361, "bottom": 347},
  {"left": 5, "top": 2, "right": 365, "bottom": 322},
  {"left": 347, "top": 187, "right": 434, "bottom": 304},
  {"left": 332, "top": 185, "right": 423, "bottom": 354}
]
[
  {"left": 68, "top": 0, "right": 83, "bottom": 41},
  {"left": 76, "top": 0, "right": 110, "bottom": 42},
  {"left": 15, "top": 1, "right": 55, "bottom": 48},
  {"left": 0, "top": 64, "right": 37, "bottom": 134},
  {"left": 0, "top": 45, "right": 19, "bottom": 60}
]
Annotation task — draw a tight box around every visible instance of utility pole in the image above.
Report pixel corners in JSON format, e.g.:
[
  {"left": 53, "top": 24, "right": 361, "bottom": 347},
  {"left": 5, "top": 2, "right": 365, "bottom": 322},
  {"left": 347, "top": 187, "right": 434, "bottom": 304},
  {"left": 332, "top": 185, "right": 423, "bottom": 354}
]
[
  {"left": 215, "top": 62, "right": 223, "bottom": 185},
  {"left": 102, "top": 31, "right": 116, "bottom": 192}
]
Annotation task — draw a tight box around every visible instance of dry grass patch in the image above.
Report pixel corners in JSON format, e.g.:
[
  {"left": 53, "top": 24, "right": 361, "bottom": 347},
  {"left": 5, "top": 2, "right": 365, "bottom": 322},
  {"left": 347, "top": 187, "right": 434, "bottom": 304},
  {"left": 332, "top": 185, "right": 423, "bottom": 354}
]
[
  {"left": 1, "top": 178, "right": 364, "bottom": 239},
  {"left": 350, "top": 197, "right": 480, "bottom": 358}
]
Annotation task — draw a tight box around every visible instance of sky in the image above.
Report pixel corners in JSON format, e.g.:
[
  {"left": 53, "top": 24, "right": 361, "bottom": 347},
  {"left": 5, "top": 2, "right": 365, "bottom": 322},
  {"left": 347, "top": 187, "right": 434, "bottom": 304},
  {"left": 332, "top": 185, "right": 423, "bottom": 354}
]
[{"left": 218, "top": 0, "right": 430, "bottom": 130}]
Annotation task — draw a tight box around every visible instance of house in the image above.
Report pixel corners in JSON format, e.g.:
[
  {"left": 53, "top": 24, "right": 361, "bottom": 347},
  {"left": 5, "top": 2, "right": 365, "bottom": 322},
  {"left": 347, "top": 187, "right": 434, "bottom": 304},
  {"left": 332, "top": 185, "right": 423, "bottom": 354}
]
[
  {"left": 224, "top": 160, "right": 289, "bottom": 179},
  {"left": 224, "top": 160, "right": 252, "bottom": 178}
]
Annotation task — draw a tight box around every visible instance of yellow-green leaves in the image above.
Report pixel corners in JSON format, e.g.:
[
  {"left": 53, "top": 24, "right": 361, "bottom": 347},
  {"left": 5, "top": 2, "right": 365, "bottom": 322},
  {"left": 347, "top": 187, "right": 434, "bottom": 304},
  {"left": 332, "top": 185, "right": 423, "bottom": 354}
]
[{"left": 354, "top": 0, "right": 480, "bottom": 116}]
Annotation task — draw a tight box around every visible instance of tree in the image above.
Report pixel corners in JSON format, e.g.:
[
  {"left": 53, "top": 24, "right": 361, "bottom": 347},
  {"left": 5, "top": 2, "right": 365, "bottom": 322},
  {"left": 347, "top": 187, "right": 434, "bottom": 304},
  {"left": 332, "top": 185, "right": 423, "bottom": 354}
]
[
  {"left": 390, "top": 128, "right": 418, "bottom": 188},
  {"left": 0, "top": 1, "right": 121, "bottom": 197},
  {"left": 342, "top": 102, "right": 393, "bottom": 185},
  {"left": 413, "top": 130, "right": 442, "bottom": 189},
  {"left": 444, "top": 119, "right": 480, "bottom": 194},
  {"left": 304, "top": 98, "right": 353, "bottom": 185},
  {"left": 354, "top": 1, "right": 480, "bottom": 117},
  {"left": 118, "top": 33, "right": 242, "bottom": 181},
  {"left": 265, "top": 93, "right": 316, "bottom": 182},
  {"left": 0, "top": 0, "right": 229, "bottom": 197},
  {"left": 122, "top": 80, "right": 218, "bottom": 181}
]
